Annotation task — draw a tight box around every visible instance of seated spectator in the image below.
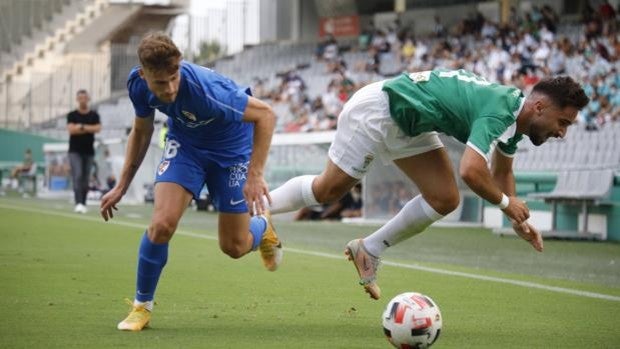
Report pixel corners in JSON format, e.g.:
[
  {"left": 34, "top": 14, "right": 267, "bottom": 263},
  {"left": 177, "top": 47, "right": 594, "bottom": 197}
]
[
  {"left": 371, "top": 29, "right": 390, "bottom": 53},
  {"left": 599, "top": 0, "right": 617, "bottom": 35},
  {"left": 358, "top": 26, "right": 373, "bottom": 51},
  {"left": 9, "top": 148, "right": 34, "bottom": 188},
  {"left": 295, "top": 204, "right": 328, "bottom": 221},
  {"left": 295, "top": 183, "right": 362, "bottom": 221},
  {"left": 339, "top": 183, "right": 363, "bottom": 218},
  {"left": 596, "top": 95, "right": 614, "bottom": 127},
  {"left": 323, "top": 40, "right": 339, "bottom": 62},
  {"left": 585, "top": 92, "right": 602, "bottom": 130},
  {"left": 355, "top": 46, "right": 380, "bottom": 73},
  {"left": 540, "top": 5, "right": 558, "bottom": 32},
  {"left": 316, "top": 34, "right": 339, "bottom": 61},
  {"left": 433, "top": 16, "right": 446, "bottom": 38},
  {"left": 401, "top": 37, "right": 416, "bottom": 63}
]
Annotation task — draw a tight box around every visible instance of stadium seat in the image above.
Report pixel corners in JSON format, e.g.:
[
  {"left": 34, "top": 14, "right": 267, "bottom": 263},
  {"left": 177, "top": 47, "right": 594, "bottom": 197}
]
[{"left": 529, "top": 169, "right": 614, "bottom": 238}]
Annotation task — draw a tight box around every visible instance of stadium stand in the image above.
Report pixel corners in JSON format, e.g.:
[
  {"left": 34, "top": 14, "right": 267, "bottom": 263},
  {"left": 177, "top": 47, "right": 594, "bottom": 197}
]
[
  {"left": 514, "top": 122, "right": 620, "bottom": 172},
  {"left": 206, "top": 4, "right": 620, "bottom": 139},
  {"left": 0, "top": 0, "right": 103, "bottom": 72},
  {"left": 0, "top": 0, "right": 110, "bottom": 129}
]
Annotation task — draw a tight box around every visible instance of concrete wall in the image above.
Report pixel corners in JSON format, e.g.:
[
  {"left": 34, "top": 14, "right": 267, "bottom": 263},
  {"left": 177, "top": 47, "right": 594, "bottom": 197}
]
[
  {"left": 0, "top": 128, "right": 61, "bottom": 163},
  {"left": 299, "top": 0, "right": 320, "bottom": 42},
  {"left": 276, "top": 0, "right": 293, "bottom": 41},
  {"left": 259, "top": 0, "right": 277, "bottom": 42}
]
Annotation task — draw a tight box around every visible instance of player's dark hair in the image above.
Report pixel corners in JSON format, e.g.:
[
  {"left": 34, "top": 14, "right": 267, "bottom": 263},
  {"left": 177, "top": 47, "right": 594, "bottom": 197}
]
[
  {"left": 531, "top": 76, "right": 589, "bottom": 110},
  {"left": 76, "top": 89, "right": 88, "bottom": 96},
  {"left": 137, "top": 32, "right": 181, "bottom": 73}
]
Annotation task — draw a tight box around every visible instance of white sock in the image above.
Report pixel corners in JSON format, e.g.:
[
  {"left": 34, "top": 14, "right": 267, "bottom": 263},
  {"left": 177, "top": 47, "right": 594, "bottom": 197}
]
[
  {"left": 363, "top": 195, "right": 444, "bottom": 257},
  {"left": 134, "top": 299, "right": 154, "bottom": 312},
  {"left": 268, "top": 175, "right": 319, "bottom": 214}
]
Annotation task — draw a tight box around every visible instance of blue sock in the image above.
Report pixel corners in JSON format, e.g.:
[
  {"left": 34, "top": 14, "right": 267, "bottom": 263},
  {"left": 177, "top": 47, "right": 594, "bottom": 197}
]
[
  {"left": 135, "top": 232, "right": 168, "bottom": 302},
  {"left": 249, "top": 216, "right": 267, "bottom": 251}
]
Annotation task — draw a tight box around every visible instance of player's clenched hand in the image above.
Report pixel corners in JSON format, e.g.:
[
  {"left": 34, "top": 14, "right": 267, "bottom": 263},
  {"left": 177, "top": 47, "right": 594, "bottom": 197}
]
[
  {"left": 100, "top": 186, "right": 123, "bottom": 221},
  {"left": 511, "top": 219, "right": 544, "bottom": 252},
  {"left": 244, "top": 173, "right": 271, "bottom": 216},
  {"left": 501, "top": 196, "right": 530, "bottom": 224}
]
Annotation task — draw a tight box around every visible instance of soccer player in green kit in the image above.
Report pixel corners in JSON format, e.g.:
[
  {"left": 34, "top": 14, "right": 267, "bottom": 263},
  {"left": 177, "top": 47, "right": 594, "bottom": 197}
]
[{"left": 266, "top": 69, "right": 589, "bottom": 299}]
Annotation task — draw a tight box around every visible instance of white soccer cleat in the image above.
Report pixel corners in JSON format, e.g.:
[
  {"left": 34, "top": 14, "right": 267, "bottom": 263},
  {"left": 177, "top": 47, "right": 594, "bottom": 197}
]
[{"left": 345, "top": 239, "right": 381, "bottom": 300}]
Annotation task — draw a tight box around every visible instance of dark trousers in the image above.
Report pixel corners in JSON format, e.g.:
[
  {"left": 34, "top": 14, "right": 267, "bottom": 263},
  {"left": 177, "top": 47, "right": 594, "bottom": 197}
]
[{"left": 69, "top": 152, "right": 94, "bottom": 205}]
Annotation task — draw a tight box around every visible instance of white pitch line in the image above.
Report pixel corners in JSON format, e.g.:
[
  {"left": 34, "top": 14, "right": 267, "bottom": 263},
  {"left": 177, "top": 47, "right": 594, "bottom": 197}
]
[{"left": 1, "top": 202, "right": 619, "bottom": 302}]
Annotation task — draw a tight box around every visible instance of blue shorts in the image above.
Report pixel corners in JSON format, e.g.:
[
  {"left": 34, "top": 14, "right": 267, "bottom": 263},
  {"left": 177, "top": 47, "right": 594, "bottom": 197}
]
[{"left": 155, "top": 136, "right": 250, "bottom": 213}]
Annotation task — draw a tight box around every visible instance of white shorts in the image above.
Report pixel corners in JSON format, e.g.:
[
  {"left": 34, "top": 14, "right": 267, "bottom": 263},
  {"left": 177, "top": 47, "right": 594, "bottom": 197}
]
[{"left": 328, "top": 81, "right": 443, "bottom": 179}]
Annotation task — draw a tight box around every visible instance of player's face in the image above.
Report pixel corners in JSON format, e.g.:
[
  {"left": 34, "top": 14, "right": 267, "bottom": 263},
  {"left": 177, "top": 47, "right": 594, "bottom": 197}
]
[
  {"left": 140, "top": 66, "right": 181, "bottom": 104},
  {"left": 528, "top": 102, "right": 578, "bottom": 146}
]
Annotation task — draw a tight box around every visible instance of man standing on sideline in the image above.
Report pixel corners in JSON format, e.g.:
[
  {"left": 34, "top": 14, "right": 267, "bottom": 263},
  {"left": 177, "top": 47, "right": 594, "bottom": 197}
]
[
  {"left": 266, "top": 69, "right": 589, "bottom": 300},
  {"left": 67, "top": 89, "right": 101, "bottom": 213},
  {"left": 99, "top": 32, "right": 282, "bottom": 331}
]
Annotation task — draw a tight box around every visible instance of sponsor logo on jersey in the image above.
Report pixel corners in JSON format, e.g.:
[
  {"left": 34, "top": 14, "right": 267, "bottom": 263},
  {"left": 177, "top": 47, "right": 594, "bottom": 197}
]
[
  {"left": 230, "top": 198, "right": 245, "bottom": 205},
  {"left": 174, "top": 115, "right": 216, "bottom": 128},
  {"left": 352, "top": 154, "right": 374, "bottom": 174},
  {"left": 158, "top": 160, "right": 170, "bottom": 175},
  {"left": 228, "top": 161, "right": 249, "bottom": 187},
  {"left": 182, "top": 110, "right": 197, "bottom": 121}
]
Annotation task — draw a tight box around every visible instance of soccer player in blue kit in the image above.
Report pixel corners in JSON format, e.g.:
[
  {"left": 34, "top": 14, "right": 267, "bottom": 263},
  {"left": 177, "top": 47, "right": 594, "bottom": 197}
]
[{"left": 99, "top": 32, "right": 282, "bottom": 331}]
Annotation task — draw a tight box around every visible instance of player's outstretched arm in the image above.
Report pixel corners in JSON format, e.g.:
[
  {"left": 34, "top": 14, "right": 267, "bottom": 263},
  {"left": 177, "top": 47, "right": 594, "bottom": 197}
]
[
  {"left": 459, "top": 146, "right": 530, "bottom": 224},
  {"left": 241, "top": 97, "right": 276, "bottom": 215},
  {"left": 491, "top": 149, "right": 543, "bottom": 252},
  {"left": 100, "top": 115, "right": 154, "bottom": 221},
  {"left": 511, "top": 219, "right": 544, "bottom": 252}
]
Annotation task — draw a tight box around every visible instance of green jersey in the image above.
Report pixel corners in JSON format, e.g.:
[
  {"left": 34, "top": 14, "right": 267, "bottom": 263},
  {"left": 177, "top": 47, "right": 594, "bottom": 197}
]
[{"left": 382, "top": 69, "right": 524, "bottom": 161}]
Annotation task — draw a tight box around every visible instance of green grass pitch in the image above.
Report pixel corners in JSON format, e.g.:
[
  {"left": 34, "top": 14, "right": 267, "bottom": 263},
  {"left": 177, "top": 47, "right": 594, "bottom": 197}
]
[{"left": 1, "top": 197, "right": 619, "bottom": 348}]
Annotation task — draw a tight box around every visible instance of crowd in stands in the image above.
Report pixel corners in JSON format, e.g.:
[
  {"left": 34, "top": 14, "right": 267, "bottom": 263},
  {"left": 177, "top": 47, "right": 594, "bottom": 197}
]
[
  {"left": 365, "top": 181, "right": 413, "bottom": 218},
  {"left": 253, "top": 2, "right": 620, "bottom": 133}
]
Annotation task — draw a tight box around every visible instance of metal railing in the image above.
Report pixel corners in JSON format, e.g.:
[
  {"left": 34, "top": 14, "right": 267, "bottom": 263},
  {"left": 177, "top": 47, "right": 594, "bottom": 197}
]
[{"left": 0, "top": 51, "right": 110, "bottom": 129}]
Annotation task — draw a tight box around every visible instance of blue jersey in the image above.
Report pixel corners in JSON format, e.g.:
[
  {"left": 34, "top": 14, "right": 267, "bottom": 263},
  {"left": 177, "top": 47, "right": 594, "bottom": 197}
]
[{"left": 127, "top": 61, "right": 253, "bottom": 167}]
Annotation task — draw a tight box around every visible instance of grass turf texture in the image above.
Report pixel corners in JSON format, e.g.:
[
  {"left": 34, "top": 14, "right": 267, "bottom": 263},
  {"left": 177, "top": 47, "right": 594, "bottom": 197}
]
[{"left": 0, "top": 197, "right": 619, "bottom": 348}]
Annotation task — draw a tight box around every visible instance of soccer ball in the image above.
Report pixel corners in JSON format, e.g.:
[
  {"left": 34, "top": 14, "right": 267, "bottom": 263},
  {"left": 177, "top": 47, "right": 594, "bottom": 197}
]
[{"left": 382, "top": 292, "right": 443, "bottom": 349}]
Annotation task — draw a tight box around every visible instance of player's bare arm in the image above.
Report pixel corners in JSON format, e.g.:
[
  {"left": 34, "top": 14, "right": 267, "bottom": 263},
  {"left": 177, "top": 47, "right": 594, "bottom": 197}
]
[
  {"left": 459, "top": 145, "right": 529, "bottom": 224},
  {"left": 490, "top": 149, "right": 516, "bottom": 196},
  {"left": 491, "top": 149, "right": 543, "bottom": 251},
  {"left": 100, "top": 115, "right": 154, "bottom": 221},
  {"left": 241, "top": 96, "right": 276, "bottom": 215}
]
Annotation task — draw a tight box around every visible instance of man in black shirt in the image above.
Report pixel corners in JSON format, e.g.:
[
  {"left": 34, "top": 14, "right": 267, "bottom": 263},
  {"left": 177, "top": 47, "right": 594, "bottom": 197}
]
[{"left": 66, "top": 89, "right": 101, "bottom": 213}]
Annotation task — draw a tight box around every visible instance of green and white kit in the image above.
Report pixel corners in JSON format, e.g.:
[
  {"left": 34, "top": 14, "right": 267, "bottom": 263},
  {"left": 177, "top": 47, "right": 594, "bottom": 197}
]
[{"left": 327, "top": 69, "right": 525, "bottom": 179}]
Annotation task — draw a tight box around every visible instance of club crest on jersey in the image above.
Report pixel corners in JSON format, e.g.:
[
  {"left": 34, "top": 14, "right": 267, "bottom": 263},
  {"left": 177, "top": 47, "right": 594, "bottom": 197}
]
[
  {"left": 408, "top": 71, "right": 431, "bottom": 83},
  {"left": 182, "top": 110, "right": 197, "bottom": 121},
  {"left": 158, "top": 160, "right": 170, "bottom": 175}
]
